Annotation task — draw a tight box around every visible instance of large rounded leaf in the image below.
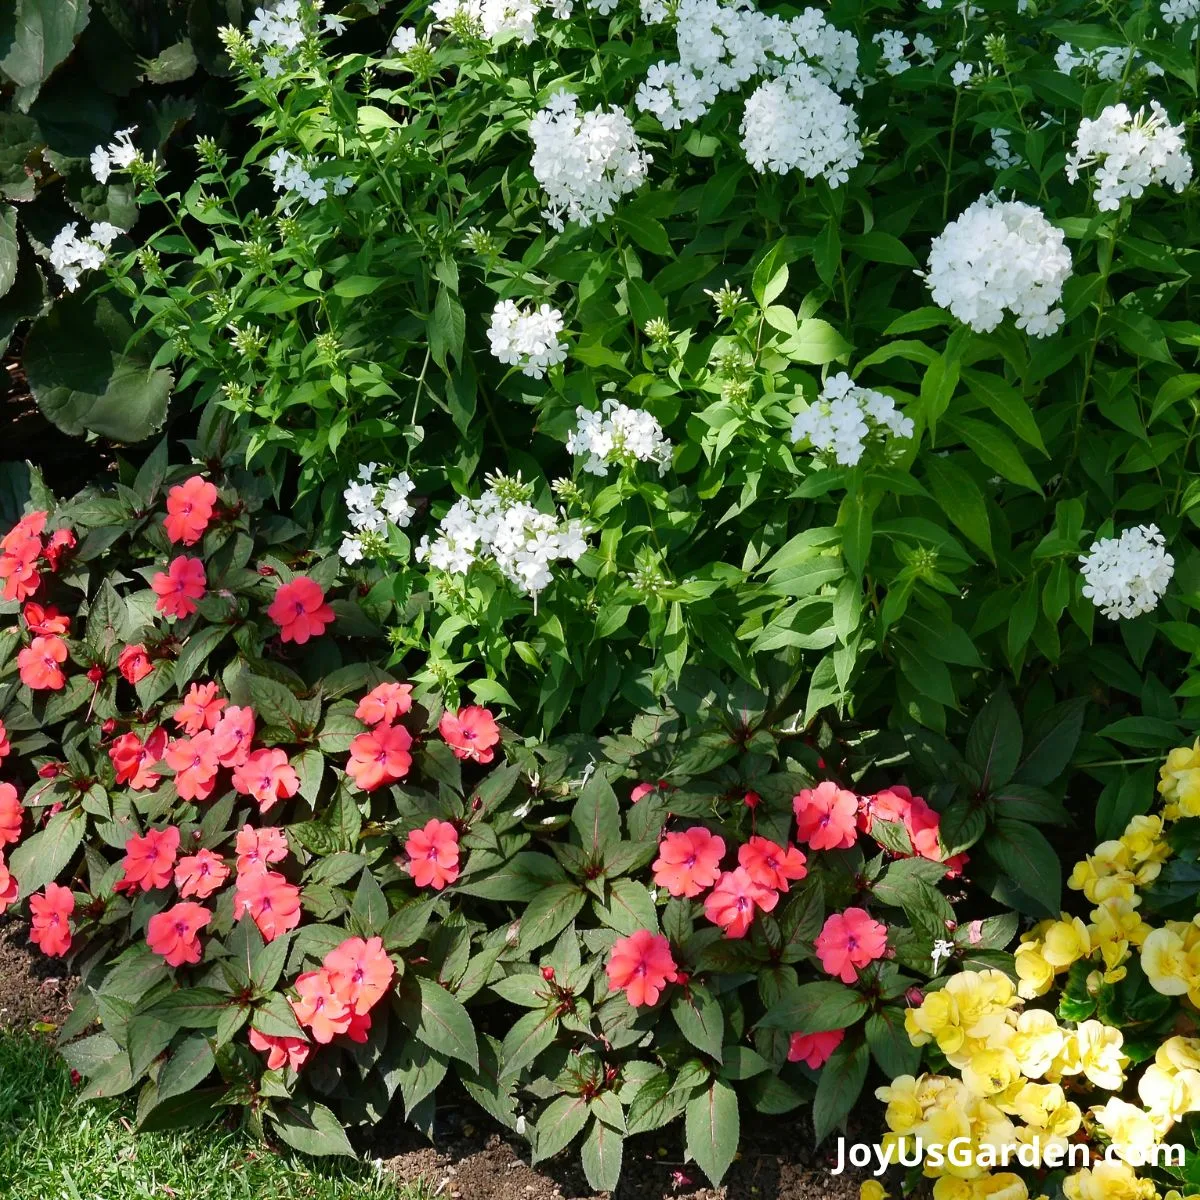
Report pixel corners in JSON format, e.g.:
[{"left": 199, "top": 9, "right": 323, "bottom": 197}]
[
  {"left": 23, "top": 289, "right": 172, "bottom": 442},
  {"left": 0, "top": 0, "right": 91, "bottom": 111}
]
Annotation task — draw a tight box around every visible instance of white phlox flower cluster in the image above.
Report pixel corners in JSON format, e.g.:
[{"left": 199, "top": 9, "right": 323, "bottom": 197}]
[
  {"left": 431, "top": 0, "right": 571, "bottom": 42},
  {"left": 790, "top": 373, "right": 914, "bottom": 467},
  {"left": 986, "top": 130, "right": 1022, "bottom": 170},
  {"left": 925, "top": 194, "right": 1072, "bottom": 337},
  {"left": 1054, "top": 42, "right": 1163, "bottom": 81},
  {"left": 90, "top": 127, "right": 138, "bottom": 184},
  {"left": 416, "top": 480, "right": 590, "bottom": 596},
  {"left": 339, "top": 463, "right": 417, "bottom": 564},
  {"left": 739, "top": 67, "right": 862, "bottom": 184},
  {"left": 566, "top": 399, "right": 674, "bottom": 476},
  {"left": 266, "top": 148, "right": 353, "bottom": 205},
  {"left": 247, "top": 0, "right": 318, "bottom": 75},
  {"left": 1066, "top": 101, "right": 1193, "bottom": 212},
  {"left": 872, "top": 31, "right": 932, "bottom": 76},
  {"left": 49, "top": 221, "right": 122, "bottom": 292},
  {"left": 1079, "top": 524, "right": 1174, "bottom": 620},
  {"left": 634, "top": 0, "right": 859, "bottom": 132},
  {"left": 1161, "top": 0, "right": 1200, "bottom": 25},
  {"left": 487, "top": 300, "right": 568, "bottom": 378},
  {"left": 529, "top": 91, "right": 652, "bottom": 230}
]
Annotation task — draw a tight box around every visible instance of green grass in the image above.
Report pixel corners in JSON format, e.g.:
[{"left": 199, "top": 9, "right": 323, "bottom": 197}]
[{"left": 0, "top": 1033, "right": 433, "bottom": 1200}]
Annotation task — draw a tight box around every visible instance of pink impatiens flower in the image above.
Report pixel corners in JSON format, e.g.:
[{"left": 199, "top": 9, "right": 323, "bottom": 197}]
[
  {"left": 403, "top": 819, "right": 460, "bottom": 890},
  {"left": 152, "top": 555, "right": 207, "bottom": 620},
  {"left": 793, "top": 781, "right": 859, "bottom": 851},
  {"left": 703, "top": 867, "right": 778, "bottom": 938},
  {"left": 652, "top": 827, "right": 725, "bottom": 898},
  {"left": 787, "top": 1029, "right": 845, "bottom": 1068},
  {"left": 814, "top": 908, "right": 889, "bottom": 984},
  {"left": 233, "top": 748, "right": 300, "bottom": 813},
  {"left": 164, "top": 476, "right": 218, "bottom": 546},
  {"left": 174, "top": 849, "right": 230, "bottom": 900},
  {"left": 438, "top": 705, "right": 500, "bottom": 764},
  {"left": 147, "top": 901, "right": 212, "bottom": 967},
  {"left": 355, "top": 682, "right": 413, "bottom": 727},
  {"left": 605, "top": 929, "right": 678, "bottom": 1007},
  {"left": 173, "top": 682, "right": 226, "bottom": 735},
  {"left": 268, "top": 576, "right": 335, "bottom": 645},
  {"left": 737, "top": 836, "right": 807, "bottom": 893}
]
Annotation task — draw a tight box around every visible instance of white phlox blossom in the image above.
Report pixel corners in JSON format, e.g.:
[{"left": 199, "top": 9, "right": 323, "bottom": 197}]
[
  {"left": 247, "top": 0, "right": 322, "bottom": 73},
  {"left": 90, "top": 126, "right": 138, "bottom": 184},
  {"left": 391, "top": 26, "right": 418, "bottom": 52},
  {"left": 1054, "top": 42, "right": 1163, "bottom": 81},
  {"left": 431, "top": 0, "right": 560, "bottom": 42},
  {"left": 266, "top": 148, "right": 353, "bottom": 205},
  {"left": 950, "top": 60, "right": 974, "bottom": 86},
  {"left": 487, "top": 300, "right": 568, "bottom": 378},
  {"left": 529, "top": 91, "right": 651, "bottom": 230},
  {"left": 339, "top": 462, "right": 417, "bottom": 563},
  {"left": 1162, "top": 0, "right": 1200, "bottom": 25},
  {"left": 873, "top": 30, "right": 914, "bottom": 76},
  {"left": 634, "top": 0, "right": 859, "bottom": 131},
  {"left": 48, "top": 221, "right": 122, "bottom": 292},
  {"left": 986, "top": 130, "right": 1022, "bottom": 170},
  {"left": 925, "top": 194, "right": 1072, "bottom": 337},
  {"left": 1066, "top": 101, "right": 1193, "bottom": 212},
  {"left": 790, "top": 372, "right": 914, "bottom": 467},
  {"left": 566, "top": 399, "right": 673, "bottom": 476},
  {"left": 1079, "top": 524, "right": 1174, "bottom": 620},
  {"left": 739, "top": 66, "right": 862, "bottom": 184},
  {"left": 415, "top": 479, "right": 590, "bottom": 596}
]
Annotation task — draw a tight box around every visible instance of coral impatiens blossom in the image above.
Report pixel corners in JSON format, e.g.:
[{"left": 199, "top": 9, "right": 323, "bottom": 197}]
[
  {"left": 652, "top": 827, "right": 726, "bottom": 898},
  {"left": 439, "top": 705, "right": 500, "bottom": 763},
  {"left": 175, "top": 849, "right": 230, "bottom": 900},
  {"left": 292, "top": 968, "right": 353, "bottom": 1043},
  {"left": 793, "top": 781, "right": 859, "bottom": 851},
  {"left": 23, "top": 603, "right": 69, "bottom": 636},
  {"left": 863, "top": 785, "right": 968, "bottom": 877},
  {"left": 109, "top": 728, "right": 168, "bottom": 790},
  {"left": 233, "top": 869, "right": 301, "bottom": 941},
  {"left": 815, "top": 908, "right": 889, "bottom": 983},
  {"left": 324, "top": 936, "right": 395, "bottom": 1014},
  {"left": 29, "top": 882, "right": 74, "bottom": 957},
  {"left": 738, "top": 836, "right": 808, "bottom": 893},
  {"left": 606, "top": 930, "right": 679, "bottom": 1008},
  {"left": 233, "top": 748, "right": 300, "bottom": 812},
  {"left": 0, "top": 857, "right": 17, "bottom": 912},
  {"left": 703, "top": 867, "right": 779, "bottom": 938},
  {"left": 118, "top": 643, "right": 153, "bottom": 685},
  {"left": 117, "top": 825, "right": 180, "bottom": 893},
  {"left": 403, "top": 819, "right": 460, "bottom": 890},
  {"left": 43, "top": 528, "right": 75, "bottom": 570},
  {"left": 235, "top": 825, "right": 288, "bottom": 873},
  {"left": 147, "top": 902, "right": 211, "bottom": 966},
  {"left": 173, "top": 681, "right": 227, "bottom": 735},
  {"left": 152, "top": 555, "right": 207, "bottom": 620},
  {"left": 787, "top": 1029, "right": 845, "bottom": 1068},
  {"left": 268, "top": 576, "right": 335, "bottom": 644},
  {"left": 213, "top": 706, "right": 256, "bottom": 767},
  {"left": 249, "top": 1027, "right": 311, "bottom": 1072},
  {"left": 164, "top": 730, "right": 220, "bottom": 801},
  {"left": 0, "top": 783, "right": 24, "bottom": 847},
  {"left": 164, "top": 476, "right": 218, "bottom": 546},
  {"left": 18, "top": 635, "right": 67, "bottom": 691},
  {"left": 347, "top": 723, "right": 413, "bottom": 792},
  {"left": 355, "top": 681, "right": 414, "bottom": 726},
  {"left": 0, "top": 525, "right": 42, "bottom": 602}
]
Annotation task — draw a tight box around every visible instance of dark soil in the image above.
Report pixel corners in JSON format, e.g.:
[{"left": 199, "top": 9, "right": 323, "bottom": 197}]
[
  {"left": 0, "top": 914, "right": 76, "bottom": 1031},
  {"left": 364, "top": 1092, "right": 875, "bottom": 1200}
]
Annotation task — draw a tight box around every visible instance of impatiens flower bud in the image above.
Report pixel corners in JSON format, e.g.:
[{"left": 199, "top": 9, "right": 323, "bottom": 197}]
[
  {"left": 87, "top": 665, "right": 104, "bottom": 684},
  {"left": 541, "top": 966, "right": 556, "bottom": 982}
]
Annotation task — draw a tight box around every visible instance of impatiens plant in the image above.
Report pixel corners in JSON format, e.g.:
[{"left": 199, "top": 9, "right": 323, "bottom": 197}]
[{"left": 0, "top": 443, "right": 1016, "bottom": 1187}]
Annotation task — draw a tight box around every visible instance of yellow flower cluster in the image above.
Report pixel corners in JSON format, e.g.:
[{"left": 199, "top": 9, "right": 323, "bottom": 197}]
[
  {"left": 873, "top": 746, "right": 1200, "bottom": 1200},
  {"left": 1012, "top": 815, "right": 1169, "bottom": 1000}
]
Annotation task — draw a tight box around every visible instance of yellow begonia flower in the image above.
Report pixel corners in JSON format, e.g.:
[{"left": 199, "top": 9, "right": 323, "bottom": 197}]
[
  {"left": 1014, "top": 942, "right": 1055, "bottom": 1000},
  {"left": 1063, "top": 1160, "right": 1157, "bottom": 1200},
  {"left": 1158, "top": 741, "right": 1200, "bottom": 819},
  {"left": 962, "top": 1048, "right": 1022, "bottom": 1098},
  {"left": 972, "top": 1175, "right": 1028, "bottom": 1200},
  {"left": 859, "top": 1183, "right": 889, "bottom": 1200},
  {"left": 1009, "top": 1009, "right": 1064, "bottom": 1078},
  {"left": 1041, "top": 916, "right": 1092, "bottom": 968},
  {"left": 1090, "top": 1097, "right": 1159, "bottom": 1163},
  {"left": 1073, "top": 1020, "right": 1128, "bottom": 1090},
  {"left": 1142, "top": 926, "right": 1191, "bottom": 996},
  {"left": 932, "top": 1180, "right": 974, "bottom": 1200},
  {"left": 1158, "top": 1036, "right": 1200, "bottom": 1073}
]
